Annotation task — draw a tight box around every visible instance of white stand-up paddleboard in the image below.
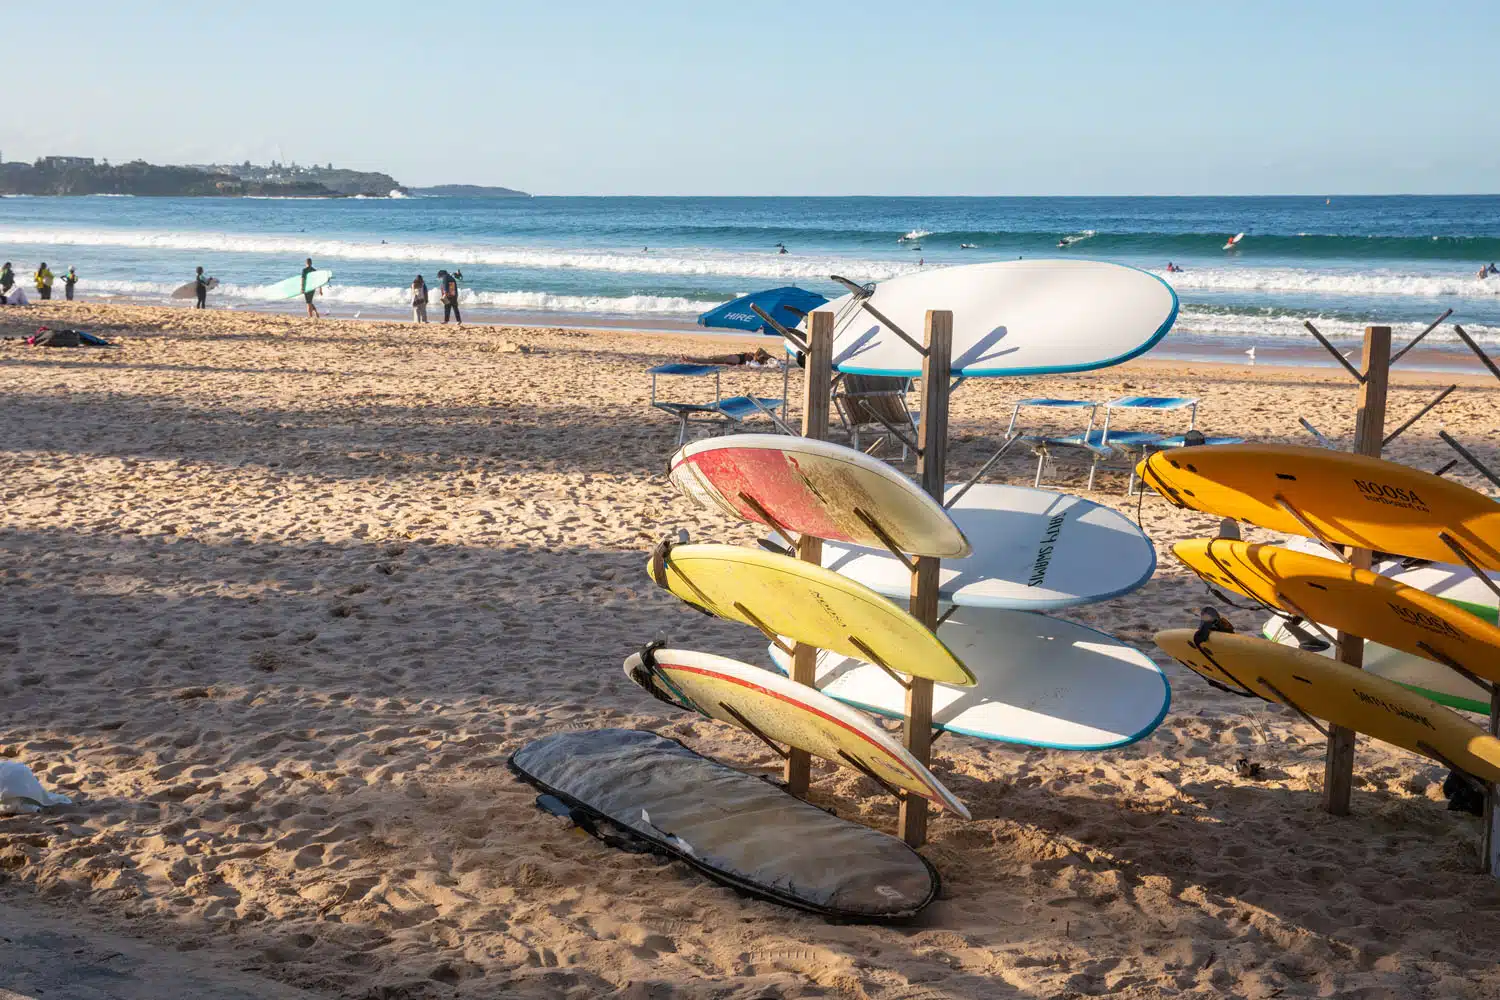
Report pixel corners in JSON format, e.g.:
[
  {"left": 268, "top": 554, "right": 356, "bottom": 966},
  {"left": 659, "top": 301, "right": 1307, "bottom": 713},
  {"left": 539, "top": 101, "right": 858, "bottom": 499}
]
[
  {"left": 768, "top": 608, "right": 1169, "bottom": 749},
  {"left": 1223, "top": 233, "right": 1245, "bottom": 250},
  {"left": 810, "top": 259, "right": 1177, "bottom": 377},
  {"left": 669, "top": 434, "right": 970, "bottom": 557},
  {"left": 813, "top": 483, "right": 1156, "bottom": 610},
  {"left": 624, "top": 646, "right": 970, "bottom": 817}
]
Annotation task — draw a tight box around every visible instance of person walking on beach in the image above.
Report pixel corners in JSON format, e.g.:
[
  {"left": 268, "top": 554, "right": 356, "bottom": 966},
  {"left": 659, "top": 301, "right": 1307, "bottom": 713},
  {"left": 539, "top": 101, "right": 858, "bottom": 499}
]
[
  {"left": 411, "top": 274, "right": 429, "bottom": 323},
  {"left": 194, "top": 266, "right": 213, "bottom": 309},
  {"left": 62, "top": 267, "right": 78, "bottom": 301},
  {"left": 0, "top": 262, "right": 13, "bottom": 304},
  {"left": 437, "top": 269, "right": 462, "bottom": 325},
  {"left": 34, "top": 262, "right": 54, "bottom": 300},
  {"left": 301, "top": 257, "right": 321, "bottom": 319}
]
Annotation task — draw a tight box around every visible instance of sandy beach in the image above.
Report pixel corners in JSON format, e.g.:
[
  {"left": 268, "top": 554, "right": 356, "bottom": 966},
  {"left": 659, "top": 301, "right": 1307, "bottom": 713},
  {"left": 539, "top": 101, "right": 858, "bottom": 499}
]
[{"left": 4, "top": 299, "right": 1500, "bottom": 999}]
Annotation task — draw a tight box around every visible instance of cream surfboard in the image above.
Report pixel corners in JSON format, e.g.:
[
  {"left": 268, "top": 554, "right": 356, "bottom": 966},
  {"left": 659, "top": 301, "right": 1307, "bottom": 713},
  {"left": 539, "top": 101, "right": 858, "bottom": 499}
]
[
  {"left": 647, "top": 542, "right": 974, "bottom": 686},
  {"left": 669, "top": 434, "right": 969, "bottom": 557},
  {"left": 815, "top": 483, "right": 1155, "bottom": 609},
  {"left": 768, "top": 607, "right": 1170, "bottom": 749},
  {"left": 1138, "top": 444, "right": 1500, "bottom": 569},
  {"left": 811, "top": 259, "right": 1178, "bottom": 377},
  {"left": 171, "top": 277, "right": 218, "bottom": 298},
  {"left": 624, "top": 646, "right": 970, "bottom": 817},
  {"left": 1262, "top": 616, "right": 1490, "bottom": 715},
  {"left": 1172, "top": 537, "right": 1500, "bottom": 685},
  {"left": 1155, "top": 629, "right": 1500, "bottom": 782}
]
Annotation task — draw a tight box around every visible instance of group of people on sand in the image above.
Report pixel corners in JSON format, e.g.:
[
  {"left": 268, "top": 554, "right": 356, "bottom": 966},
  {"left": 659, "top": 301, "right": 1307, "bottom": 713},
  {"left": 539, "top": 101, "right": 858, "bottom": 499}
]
[
  {"left": 0, "top": 262, "right": 78, "bottom": 304},
  {"left": 1478, "top": 262, "right": 1498, "bottom": 280},
  {"left": 409, "top": 270, "right": 462, "bottom": 325}
]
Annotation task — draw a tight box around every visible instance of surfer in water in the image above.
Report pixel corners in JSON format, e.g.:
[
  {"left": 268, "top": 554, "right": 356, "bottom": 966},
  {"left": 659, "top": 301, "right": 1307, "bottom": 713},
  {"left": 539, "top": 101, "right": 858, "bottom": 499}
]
[
  {"left": 1165, "top": 261, "right": 1183, "bottom": 273},
  {"left": 301, "top": 258, "right": 321, "bottom": 319},
  {"left": 193, "top": 266, "right": 213, "bottom": 309}
]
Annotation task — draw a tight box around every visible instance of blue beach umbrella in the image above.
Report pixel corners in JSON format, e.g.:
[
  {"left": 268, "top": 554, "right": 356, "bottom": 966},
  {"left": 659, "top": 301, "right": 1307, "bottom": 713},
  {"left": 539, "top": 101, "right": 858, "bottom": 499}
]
[{"left": 698, "top": 286, "right": 829, "bottom": 335}]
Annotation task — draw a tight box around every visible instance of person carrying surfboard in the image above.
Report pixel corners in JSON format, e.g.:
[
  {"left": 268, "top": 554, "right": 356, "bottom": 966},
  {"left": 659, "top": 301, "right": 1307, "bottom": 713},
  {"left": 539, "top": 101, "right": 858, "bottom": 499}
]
[
  {"left": 62, "top": 267, "right": 78, "bottom": 301},
  {"left": 301, "top": 258, "right": 321, "bottom": 319},
  {"left": 193, "top": 266, "right": 213, "bottom": 309},
  {"left": 34, "top": 262, "right": 54, "bottom": 301}
]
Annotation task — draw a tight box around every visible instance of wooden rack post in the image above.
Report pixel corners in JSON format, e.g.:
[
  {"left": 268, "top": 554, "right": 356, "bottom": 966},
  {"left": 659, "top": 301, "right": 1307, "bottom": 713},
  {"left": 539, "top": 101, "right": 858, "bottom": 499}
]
[
  {"left": 784, "top": 311, "right": 834, "bottom": 795},
  {"left": 1488, "top": 688, "right": 1500, "bottom": 878},
  {"left": 900, "top": 310, "right": 953, "bottom": 847},
  {"left": 1323, "top": 325, "right": 1391, "bottom": 815}
]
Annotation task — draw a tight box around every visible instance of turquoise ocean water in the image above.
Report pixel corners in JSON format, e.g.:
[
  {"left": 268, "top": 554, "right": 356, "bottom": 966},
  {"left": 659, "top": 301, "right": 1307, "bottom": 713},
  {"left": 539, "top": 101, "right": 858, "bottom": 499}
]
[{"left": 4, "top": 194, "right": 1499, "bottom": 362}]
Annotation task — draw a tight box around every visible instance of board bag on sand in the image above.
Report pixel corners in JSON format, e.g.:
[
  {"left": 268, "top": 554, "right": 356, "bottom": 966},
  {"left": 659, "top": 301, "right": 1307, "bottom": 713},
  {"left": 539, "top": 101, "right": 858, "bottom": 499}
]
[{"left": 508, "top": 728, "right": 939, "bottom": 920}]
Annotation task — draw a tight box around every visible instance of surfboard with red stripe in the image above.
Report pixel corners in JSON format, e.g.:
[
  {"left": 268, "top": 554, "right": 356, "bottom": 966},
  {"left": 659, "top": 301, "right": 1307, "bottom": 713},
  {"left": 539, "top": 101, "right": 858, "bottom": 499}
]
[
  {"left": 669, "top": 434, "right": 970, "bottom": 558},
  {"left": 624, "top": 646, "right": 971, "bottom": 818}
]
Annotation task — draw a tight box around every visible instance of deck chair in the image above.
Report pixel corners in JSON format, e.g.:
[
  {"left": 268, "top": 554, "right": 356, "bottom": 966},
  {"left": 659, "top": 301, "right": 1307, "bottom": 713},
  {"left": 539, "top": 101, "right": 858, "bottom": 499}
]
[
  {"left": 834, "top": 374, "right": 918, "bottom": 459},
  {"left": 648, "top": 362, "right": 788, "bottom": 445}
]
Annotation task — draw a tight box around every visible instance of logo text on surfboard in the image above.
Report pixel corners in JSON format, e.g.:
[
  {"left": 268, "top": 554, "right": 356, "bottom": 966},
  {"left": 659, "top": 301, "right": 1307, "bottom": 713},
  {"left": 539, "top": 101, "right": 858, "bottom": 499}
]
[
  {"left": 1029, "top": 514, "right": 1067, "bottom": 586},
  {"left": 1352, "top": 479, "right": 1429, "bottom": 512}
]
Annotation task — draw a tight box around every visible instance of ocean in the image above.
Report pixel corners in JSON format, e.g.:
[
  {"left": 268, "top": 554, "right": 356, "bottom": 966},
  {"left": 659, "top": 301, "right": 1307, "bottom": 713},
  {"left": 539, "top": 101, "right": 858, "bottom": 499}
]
[{"left": 4, "top": 194, "right": 1499, "bottom": 364}]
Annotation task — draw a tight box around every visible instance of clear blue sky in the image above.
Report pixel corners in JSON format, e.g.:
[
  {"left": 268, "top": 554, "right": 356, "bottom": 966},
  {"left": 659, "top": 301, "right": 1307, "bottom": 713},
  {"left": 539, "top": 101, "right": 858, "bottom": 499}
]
[{"left": 3, "top": 1, "right": 1496, "bottom": 195}]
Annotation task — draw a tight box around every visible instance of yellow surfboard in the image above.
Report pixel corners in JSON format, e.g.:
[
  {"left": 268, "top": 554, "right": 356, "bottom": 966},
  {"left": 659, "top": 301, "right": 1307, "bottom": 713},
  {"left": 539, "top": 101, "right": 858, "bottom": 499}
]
[
  {"left": 1137, "top": 444, "right": 1500, "bottom": 569},
  {"left": 1155, "top": 628, "right": 1500, "bottom": 783},
  {"left": 624, "top": 646, "right": 970, "bottom": 817},
  {"left": 1174, "top": 538, "right": 1500, "bottom": 686},
  {"left": 648, "top": 542, "right": 975, "bottom": 687}
]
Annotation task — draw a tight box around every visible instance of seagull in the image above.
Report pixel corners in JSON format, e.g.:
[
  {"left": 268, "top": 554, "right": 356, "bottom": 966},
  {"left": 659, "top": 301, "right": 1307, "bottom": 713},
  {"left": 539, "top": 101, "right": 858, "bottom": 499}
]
[{"left": 1245, "top": 347, "right": 1257, "bottom": 365}]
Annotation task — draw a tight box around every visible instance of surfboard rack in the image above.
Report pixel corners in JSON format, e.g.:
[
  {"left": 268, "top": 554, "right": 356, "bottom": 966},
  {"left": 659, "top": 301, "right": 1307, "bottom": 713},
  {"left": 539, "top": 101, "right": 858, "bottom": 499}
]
[
  {"left": 738, "top": 491, "right": 799, "bottom": 551},
  {"left": 1414, "top": 642, "right": 1495, "bottom": 699},
  {"left": 849, "top": 636, "right": 913, "bottom": 691},
  {"left": 837, "top": 749, "right": 908, "bottom": 805},
  {"left": 1437, "top": 432, "right": 1500, "bottom": 493},
  {"left": 749, "top": 302, "right": 808, "bottom": 354},
  {"left": 1254, "top": 676, "right": 1333, "bottom": 739},
  {"left": 945, "top": 431, "right": 1022, "bottom": 509},
  {"left": 852, "top": 508, "right": 918, "bottom": 574},
  {"left": 1270, "top": 494, "right": 1351, "bottom": 565},
  {"left": 1298, "top": 417, "right": 1334, "bottom": 449},
  {"left": 732, "top": 602, "right": 796, "bottom": 657},
  {"left": 718, "top": 702, "right": 791, "bottom": 760},
  {"left": 1416, "top": 742, "right": 1488, "bottom": 796},
  {"left": 1436, "top": 532, "right": 1500, "bottom": 606}
]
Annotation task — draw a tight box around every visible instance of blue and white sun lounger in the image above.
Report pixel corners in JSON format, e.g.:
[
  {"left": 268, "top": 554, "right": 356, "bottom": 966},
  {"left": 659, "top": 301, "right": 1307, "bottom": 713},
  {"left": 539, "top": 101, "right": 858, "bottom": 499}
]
[{"left": 647, "top": 363, "right": 788, "bottom": 444}]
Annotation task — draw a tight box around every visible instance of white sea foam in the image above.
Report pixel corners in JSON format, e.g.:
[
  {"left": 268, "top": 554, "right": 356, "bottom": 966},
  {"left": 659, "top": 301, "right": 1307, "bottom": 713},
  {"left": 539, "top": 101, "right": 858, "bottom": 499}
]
[
  {"left": 79, "top": 278, "right": 718, "bottom": 316},
  {"left": 899, "top": 229, "right": 932, "bottom": 241},
  {"left": 0, "top": 227, "right": 922, "bottom": 283},
  {"left": 1174, "top": 306, "right": 1500, "bottom": 344},
  {"left": 1160, "top": 266, "right": 1500, "bottom": 300}
]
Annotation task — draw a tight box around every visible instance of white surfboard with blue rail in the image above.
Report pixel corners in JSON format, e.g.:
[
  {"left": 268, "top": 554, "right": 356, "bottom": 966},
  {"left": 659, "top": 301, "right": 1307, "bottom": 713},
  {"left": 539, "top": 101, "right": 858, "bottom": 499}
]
[
  {"left": 767, "top": 607, "right": 1170, "bottom": 749},
  {"left": 806, "top": 259, "right": 1178, "bottom": 377}
]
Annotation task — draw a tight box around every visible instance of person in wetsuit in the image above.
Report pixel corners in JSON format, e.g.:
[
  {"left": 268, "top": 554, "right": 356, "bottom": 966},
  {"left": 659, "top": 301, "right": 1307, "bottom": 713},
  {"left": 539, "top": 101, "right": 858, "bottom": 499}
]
[{"left": 301, "top": 257, "right": 321, "bottom": 318}]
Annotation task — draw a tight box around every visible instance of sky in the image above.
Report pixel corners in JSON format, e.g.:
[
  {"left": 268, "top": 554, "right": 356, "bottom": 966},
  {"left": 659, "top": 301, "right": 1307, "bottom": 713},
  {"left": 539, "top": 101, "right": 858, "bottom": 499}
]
[{"left": 2, "top": 1, "right": 1497, "bottom": 196}]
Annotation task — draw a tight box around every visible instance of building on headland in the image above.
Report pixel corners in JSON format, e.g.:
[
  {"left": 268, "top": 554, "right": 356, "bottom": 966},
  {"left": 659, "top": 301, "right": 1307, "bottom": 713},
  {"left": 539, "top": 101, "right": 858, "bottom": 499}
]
[{"left": 37, "top": 155, "right": 96, "bottom": 169}]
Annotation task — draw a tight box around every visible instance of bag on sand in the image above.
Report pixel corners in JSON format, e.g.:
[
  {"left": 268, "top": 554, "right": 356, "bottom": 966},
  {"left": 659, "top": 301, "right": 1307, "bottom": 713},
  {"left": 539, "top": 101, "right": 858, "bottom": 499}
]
[{"left": 30, "top": 328, "right": 81, "bottom": 347}]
